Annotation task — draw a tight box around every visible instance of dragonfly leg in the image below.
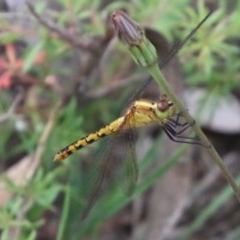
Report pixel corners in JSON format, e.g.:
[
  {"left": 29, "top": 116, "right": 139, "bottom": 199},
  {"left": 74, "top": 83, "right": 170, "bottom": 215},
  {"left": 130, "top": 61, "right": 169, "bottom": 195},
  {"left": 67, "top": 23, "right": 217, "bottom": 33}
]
[
  {"left": 167, "top": 114, "right": 196, "bottom": 138},
  {"left": 162, "top": 122, "right": 207, "bottom": 147}
]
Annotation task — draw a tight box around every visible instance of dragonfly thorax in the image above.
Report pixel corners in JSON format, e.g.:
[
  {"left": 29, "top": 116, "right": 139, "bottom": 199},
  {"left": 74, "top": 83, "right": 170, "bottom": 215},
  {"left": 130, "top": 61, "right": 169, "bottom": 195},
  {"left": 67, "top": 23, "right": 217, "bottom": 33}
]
[{"left": 122, "top": 95, "right": 177, "bottom": 130}]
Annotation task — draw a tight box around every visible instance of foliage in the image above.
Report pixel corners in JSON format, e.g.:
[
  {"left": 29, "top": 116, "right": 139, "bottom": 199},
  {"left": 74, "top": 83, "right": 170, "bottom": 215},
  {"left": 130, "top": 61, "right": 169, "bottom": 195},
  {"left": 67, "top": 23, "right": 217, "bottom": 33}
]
[{"left": 0, "top": 0, "right": 240, "bottom": 239}]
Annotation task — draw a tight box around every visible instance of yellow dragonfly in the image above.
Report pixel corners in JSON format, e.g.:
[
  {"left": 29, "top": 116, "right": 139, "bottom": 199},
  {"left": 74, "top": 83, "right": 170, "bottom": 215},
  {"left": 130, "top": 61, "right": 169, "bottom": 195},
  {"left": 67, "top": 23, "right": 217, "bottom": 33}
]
[
  {"left": 54, "top": 95, "right": 198, "bottom": 162},
  {"left": 54, "top": 12, "right": 211, "bottom": 218},
  {"left": 54, "top": 95, "right": 202, "bottom": 218},
  {"left": 54, "top": 11, "right": 212, "bottom": 163}
]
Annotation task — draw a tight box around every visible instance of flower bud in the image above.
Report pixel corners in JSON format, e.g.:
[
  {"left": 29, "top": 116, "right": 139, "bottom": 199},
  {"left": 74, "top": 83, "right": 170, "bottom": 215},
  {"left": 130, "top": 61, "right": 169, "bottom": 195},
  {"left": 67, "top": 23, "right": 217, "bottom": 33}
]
[{"left": 111, "top": 10, "right": 158, "bottom": 67}]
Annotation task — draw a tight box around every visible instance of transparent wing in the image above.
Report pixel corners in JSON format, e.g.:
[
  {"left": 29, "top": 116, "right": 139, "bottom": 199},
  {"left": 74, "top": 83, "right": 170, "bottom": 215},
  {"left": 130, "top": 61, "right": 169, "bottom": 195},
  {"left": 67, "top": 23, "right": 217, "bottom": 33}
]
[
  {"left": 118, "top": 129, "right": 138, "bottom": 196},
  {"left": 80, "top": 137, "right": 115, "bottom": 220},
  {"left": 80, "top": 129, "right": 139, "bottom": 220}
]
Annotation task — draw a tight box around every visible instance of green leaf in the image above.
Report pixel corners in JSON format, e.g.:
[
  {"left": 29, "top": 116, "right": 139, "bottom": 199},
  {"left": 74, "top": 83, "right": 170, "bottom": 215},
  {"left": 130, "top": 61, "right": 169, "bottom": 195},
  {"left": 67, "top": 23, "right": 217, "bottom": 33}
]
[{"left": 23, "top": 41, "right": 44, "bottom": 72}]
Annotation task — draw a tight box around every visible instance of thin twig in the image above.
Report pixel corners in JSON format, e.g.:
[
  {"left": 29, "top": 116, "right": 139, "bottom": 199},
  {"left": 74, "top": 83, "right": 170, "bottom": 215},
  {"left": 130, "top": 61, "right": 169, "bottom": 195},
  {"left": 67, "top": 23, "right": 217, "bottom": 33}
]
[
  {"left": 26, "top": 1, "right": 91, "bottom": 50},
  {"left": 85, "top": 74, "right": 147, "bottom": 99},
  {"left": 188, "top": 152, "right": 237, "bottom": 207},
  {"left": 0, "top": 92, "right": 24, "bottom": 124},
  {"left": 32, "top": 101, "right": 62, "bottom": 166}
]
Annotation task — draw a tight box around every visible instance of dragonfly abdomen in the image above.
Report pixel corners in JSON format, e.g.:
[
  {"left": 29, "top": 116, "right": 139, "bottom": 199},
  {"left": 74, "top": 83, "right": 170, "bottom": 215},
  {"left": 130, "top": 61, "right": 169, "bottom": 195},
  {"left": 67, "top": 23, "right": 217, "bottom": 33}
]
[{"left": 54, "top": 117, "right": 124, "bottom": 161}]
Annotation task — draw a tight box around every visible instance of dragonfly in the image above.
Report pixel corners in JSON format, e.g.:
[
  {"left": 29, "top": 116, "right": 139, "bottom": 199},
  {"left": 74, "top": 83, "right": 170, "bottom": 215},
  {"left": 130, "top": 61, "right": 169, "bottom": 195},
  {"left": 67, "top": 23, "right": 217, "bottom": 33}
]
[
  {"left": 54, "top": 95, "right": 204, "bottom": 219},
  {"left": 54, "top": 95, "right": 201, "bottom": 162},
  {"left": 54, "top": 11, "right": 212, "bottom": 219},
  {"left": 55, "top": 11, "right": 212, "bottom": 162}
]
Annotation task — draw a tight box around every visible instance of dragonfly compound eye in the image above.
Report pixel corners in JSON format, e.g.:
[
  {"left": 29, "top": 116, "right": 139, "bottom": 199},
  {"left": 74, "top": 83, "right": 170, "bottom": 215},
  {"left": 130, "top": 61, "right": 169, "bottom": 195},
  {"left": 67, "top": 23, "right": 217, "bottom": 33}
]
[{"left": 157, "top": 100, "right": 170, "bottom": 112}]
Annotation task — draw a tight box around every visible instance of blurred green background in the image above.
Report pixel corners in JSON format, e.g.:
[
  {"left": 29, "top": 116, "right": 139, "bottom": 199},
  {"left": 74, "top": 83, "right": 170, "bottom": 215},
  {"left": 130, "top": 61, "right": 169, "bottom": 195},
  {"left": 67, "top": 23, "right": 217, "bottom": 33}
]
[{"left": 0, "top": 0, "right": 240, "bottom": 239}]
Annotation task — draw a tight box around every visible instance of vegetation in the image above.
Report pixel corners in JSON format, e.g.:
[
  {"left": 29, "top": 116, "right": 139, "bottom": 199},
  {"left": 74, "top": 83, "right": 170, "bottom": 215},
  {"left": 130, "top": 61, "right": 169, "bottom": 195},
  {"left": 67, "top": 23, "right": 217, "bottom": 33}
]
[{"left": 0, "top": 0, "right": 240, "bottom": 239}]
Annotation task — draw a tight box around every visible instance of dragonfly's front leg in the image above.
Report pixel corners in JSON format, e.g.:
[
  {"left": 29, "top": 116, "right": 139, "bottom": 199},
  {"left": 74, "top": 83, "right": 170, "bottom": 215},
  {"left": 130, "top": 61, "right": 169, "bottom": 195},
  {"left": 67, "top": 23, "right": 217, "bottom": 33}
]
[
  {"left": 166, "top": 111, "right": 197, "bottom": 134},
  {"left": 161, "top": 119, "right": 206, "bottom": 147}
]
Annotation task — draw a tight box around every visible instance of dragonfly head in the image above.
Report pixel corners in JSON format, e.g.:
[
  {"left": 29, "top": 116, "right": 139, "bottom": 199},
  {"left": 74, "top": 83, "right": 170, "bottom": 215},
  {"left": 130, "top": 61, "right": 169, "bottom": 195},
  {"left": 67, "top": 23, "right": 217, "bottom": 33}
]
[
  {"left": 156, "top": 94, "right": 176, "bottom": 121},
  {"left": 157, "top": 94, "right": 173, "bottom": 112}
]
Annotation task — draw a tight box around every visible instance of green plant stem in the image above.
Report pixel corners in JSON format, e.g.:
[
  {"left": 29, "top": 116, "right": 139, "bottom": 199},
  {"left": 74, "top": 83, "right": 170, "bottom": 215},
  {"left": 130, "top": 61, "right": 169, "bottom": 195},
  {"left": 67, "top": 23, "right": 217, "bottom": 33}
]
[{"left": 147, "top": 63, "right": 240, "bottom": 203}]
